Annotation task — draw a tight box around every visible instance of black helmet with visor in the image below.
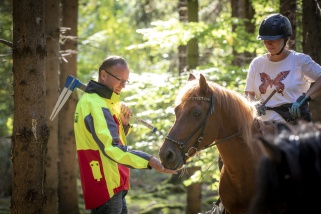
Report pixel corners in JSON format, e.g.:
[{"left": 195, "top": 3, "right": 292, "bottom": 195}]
[{"left": 257, "top": 13, "right": 292, "bottom": 40}]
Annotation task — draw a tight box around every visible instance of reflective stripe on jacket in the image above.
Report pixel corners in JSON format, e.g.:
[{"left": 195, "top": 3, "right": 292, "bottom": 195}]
[{"left": 74, "top": 80, "right": 152, "bottom": 209}]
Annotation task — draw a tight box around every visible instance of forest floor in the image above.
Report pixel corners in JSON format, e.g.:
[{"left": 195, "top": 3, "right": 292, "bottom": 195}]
[
  {"left": 0, "top": 197, "right": 9, "bottom": 214},
  {"left": 0, "top": 169, "right": 217, "bottom": 214}
]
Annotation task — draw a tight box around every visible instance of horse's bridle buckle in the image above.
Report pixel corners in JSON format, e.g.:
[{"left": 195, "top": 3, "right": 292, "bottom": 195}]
[{"left": 185, "top": 147, "right": 198, "bottom": 158}]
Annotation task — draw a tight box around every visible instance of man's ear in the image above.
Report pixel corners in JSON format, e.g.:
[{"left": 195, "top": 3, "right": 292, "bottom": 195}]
[{"left": 100, "top": 70, "right": 107, "bottom": 81}]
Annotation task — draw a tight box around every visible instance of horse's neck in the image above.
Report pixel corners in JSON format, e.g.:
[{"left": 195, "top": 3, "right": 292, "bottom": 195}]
[
  {"left": 218, "top": 137, "right": 259, "bottom": 207},
  {"left": 217, "top": 119, "right": 275, "bottom": 175}
]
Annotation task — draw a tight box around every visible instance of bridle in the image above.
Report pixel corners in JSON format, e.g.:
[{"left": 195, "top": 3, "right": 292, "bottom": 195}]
[{"left": 165, "top": 94, "right": 240, "bottom": 164}]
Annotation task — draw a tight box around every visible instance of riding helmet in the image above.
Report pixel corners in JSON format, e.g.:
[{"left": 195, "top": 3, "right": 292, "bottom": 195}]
[{"left": 257, "top": 13, "right": 292, "bottom": 40}]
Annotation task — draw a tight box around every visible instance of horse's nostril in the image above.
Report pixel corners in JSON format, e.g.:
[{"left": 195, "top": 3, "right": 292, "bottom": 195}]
[{"left": 166, "top": 150, "right": 175, "bottom": 162}]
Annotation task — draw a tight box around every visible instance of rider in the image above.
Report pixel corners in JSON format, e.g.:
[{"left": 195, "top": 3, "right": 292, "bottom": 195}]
[{"left": 244, "top": 13, "right": 321, "bottom": 124}]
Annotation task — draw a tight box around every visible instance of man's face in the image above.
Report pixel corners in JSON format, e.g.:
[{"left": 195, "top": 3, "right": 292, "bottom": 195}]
[{"left": 100, "top": 64, "right": 130, "bottom": 94}]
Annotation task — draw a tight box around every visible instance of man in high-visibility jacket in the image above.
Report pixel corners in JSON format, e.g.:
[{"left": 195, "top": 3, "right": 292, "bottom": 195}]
[{"left": 74, "top": 55, "right": 177, "bottom": 213}]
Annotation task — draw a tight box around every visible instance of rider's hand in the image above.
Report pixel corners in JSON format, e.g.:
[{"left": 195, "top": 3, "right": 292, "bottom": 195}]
[
  {"left": 255, "top": 102, "right": 267, "bottom": 116},
  {"left": 289, "top": 94, "right": 311, "bottom": 118}
]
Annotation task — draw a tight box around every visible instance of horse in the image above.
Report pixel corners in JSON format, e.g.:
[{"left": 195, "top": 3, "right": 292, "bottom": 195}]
[
  {"left": 249, "top": 121, "right": 321, "bottom": 214},
  {"left": 158, "top": 73, "right": 275, "bottom": 214}
]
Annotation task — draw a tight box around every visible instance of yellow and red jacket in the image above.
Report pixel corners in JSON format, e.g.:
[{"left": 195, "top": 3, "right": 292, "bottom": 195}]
[{"left": 74, "top": 80, "right": 152, "bottom": 209}]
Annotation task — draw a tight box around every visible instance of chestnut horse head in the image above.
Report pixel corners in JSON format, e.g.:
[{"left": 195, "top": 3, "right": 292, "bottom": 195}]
[
  {"left": 159, "top": 73, "right": 275, "bottom": 213},
  {"left": 159, "top": 73, "right": 260, "bottom": 169}
]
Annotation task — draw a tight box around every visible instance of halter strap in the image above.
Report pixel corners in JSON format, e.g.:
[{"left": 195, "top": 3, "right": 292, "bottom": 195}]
[{"left": 165, "top": 95, "right": 214, "bottom": 163}]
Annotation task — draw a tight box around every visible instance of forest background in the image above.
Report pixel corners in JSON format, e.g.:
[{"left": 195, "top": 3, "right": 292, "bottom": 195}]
[{"left": 0, "top": 0, "right": 320, "bottom": 213}]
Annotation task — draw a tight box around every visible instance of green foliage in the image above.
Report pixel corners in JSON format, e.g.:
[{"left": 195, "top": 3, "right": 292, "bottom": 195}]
[
  {"left": 77, "top": 0, "right": 178, "bottom": 82},
  {"left": 122, "top": 72, "right": 185, "bottom": 156},
  {"left": 77, "top": 0, "right": 143, "bottom": 78},
  {"left": 131, "top": 10, "right": 268, "bottom": 80},
  {"left": 251, "top": 0, "right": 279, "bottom": 17},
  {"left": 0, "top": 0, "right": 13, "bottom": 137}
]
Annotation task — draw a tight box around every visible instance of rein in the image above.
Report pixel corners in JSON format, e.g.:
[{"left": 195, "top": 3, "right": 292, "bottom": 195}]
[
  {"left": 165, "top": 94, "right": 240, "bottom": 164},
  {"left": 201, "top": 131, "right": 241, "bottom": 150}
]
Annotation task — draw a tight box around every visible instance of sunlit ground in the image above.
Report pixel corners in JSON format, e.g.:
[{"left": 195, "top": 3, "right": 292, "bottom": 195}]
[{"left": 0, "top": 169, "right": 217, "bottom": 214}]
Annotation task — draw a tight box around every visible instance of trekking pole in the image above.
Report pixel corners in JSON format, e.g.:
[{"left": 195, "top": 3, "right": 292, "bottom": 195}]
[
  {"left": 262, "top": 89, "right": 277, "bottom": 105},
  {"left": 50, "top": 75, "right": 157, "bottom": 133}
]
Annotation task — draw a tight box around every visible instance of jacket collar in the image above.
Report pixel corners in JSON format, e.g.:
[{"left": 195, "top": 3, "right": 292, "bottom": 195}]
[{"left": 85, "top": 80, "right": 118, "bottom": 100}]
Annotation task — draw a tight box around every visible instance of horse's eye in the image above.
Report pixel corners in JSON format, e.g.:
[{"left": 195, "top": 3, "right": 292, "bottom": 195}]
[{"left": 194, "top": 111, "right": 201, "bottom": 117}]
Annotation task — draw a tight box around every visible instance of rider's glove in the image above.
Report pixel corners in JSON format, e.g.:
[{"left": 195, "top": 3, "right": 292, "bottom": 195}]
[
  {"left": 289, "top": 94, "right": 311, "bottom": 118},
  {"left": 255, "top": 102, "right": 267, "bottom": 116}
]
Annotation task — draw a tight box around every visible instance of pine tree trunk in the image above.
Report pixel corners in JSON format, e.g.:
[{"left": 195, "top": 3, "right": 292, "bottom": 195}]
[
  {"left": 44, "top": 0, "right": 61, "bottom": 212},
  {"left": 279, "top": 0, "right": 297, "bottom": 50},
  {"left": 302, "top": 0, "right": 321, "bottom": 123},
  {"left": 178, "top": 0, "right": 188, "bottom": 74},
  {"left": 187, "top": 0, "right": 199, "bottom": 70},
  {"left": 231, "top": 0, "right": 255, "bottom": 66},
  {"left": 186, "top": 166, "right": 201, "bottom": 214},
  {"left": 11, "top": 0, "right": 49, "bottom": 213},
  {"left": 58, "top": 0, "right": 80, "bottom": 213}
]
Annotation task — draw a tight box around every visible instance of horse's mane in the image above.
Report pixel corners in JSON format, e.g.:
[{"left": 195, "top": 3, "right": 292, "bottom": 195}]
[
  {"left": 250, "top": 122, "right": 321, "bottom": 214},
  {"left": 175, "top": 77, "right": 259, "bottom": 150}
]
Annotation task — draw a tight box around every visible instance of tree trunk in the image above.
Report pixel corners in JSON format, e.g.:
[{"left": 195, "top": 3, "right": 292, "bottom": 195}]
[
  {"left": 186, "top": 166, "right": 201, "bottom": 214},
  {"left": 58, "top": 0, "right": 80, "bottom": 213},
  {"left": 44, "top": 0, "right": 61, "bottom": 213},
  {"left": 187, "top": 0, "right": 199, "bottom": 70},
  {"left": 11, "top": 0, "right": 49, "bottom": 213},
  {"left": 231, "top": 0, "right": 255, "bottom": 66},
  {"left": 186, "top": 1, "right": 201, "bottom": 212},
  {"left": 302, "top": 0, "right": 321, "bottom": 123},
  {"left": 280, "top": 0, "right": 297, "bottom": 50},
  {"left": 178, "top": 0, "right": 188, "bottom": 74}
]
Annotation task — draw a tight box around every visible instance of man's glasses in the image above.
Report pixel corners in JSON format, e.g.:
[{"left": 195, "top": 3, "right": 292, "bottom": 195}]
[{"left": 105, "top": 70, "right": 130, "bottom": 85}]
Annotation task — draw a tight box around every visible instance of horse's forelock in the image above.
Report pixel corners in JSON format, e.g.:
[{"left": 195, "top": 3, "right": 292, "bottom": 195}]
[{"left": 175, "top": 80, "right": 199, "bottom": 106}]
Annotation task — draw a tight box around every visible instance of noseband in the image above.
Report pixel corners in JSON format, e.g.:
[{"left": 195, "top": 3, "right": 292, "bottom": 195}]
[{"left": 165, "top": 95, "right": 214, "bottom": 164}]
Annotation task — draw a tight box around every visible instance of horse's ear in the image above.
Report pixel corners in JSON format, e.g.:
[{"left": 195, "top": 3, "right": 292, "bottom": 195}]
[
  {"left": 199, "top": 74, "right": 209, "bottom": 93},
  {"left": 188, "top": 73, "right": 196, "bottom": 81},
  {"left": 259, "top": 137, "right": 282, "bottom": 163}
]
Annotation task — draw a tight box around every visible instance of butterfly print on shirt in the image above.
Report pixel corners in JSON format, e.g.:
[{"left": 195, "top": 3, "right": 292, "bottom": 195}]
[{"left": 259, "top": 70, "right": 290, "bottom": 95}]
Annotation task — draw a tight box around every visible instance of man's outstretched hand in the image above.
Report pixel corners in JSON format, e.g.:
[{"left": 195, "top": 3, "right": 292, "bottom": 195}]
[{"left": 148, "top": 157, "right": 177, "bottom": 174}]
